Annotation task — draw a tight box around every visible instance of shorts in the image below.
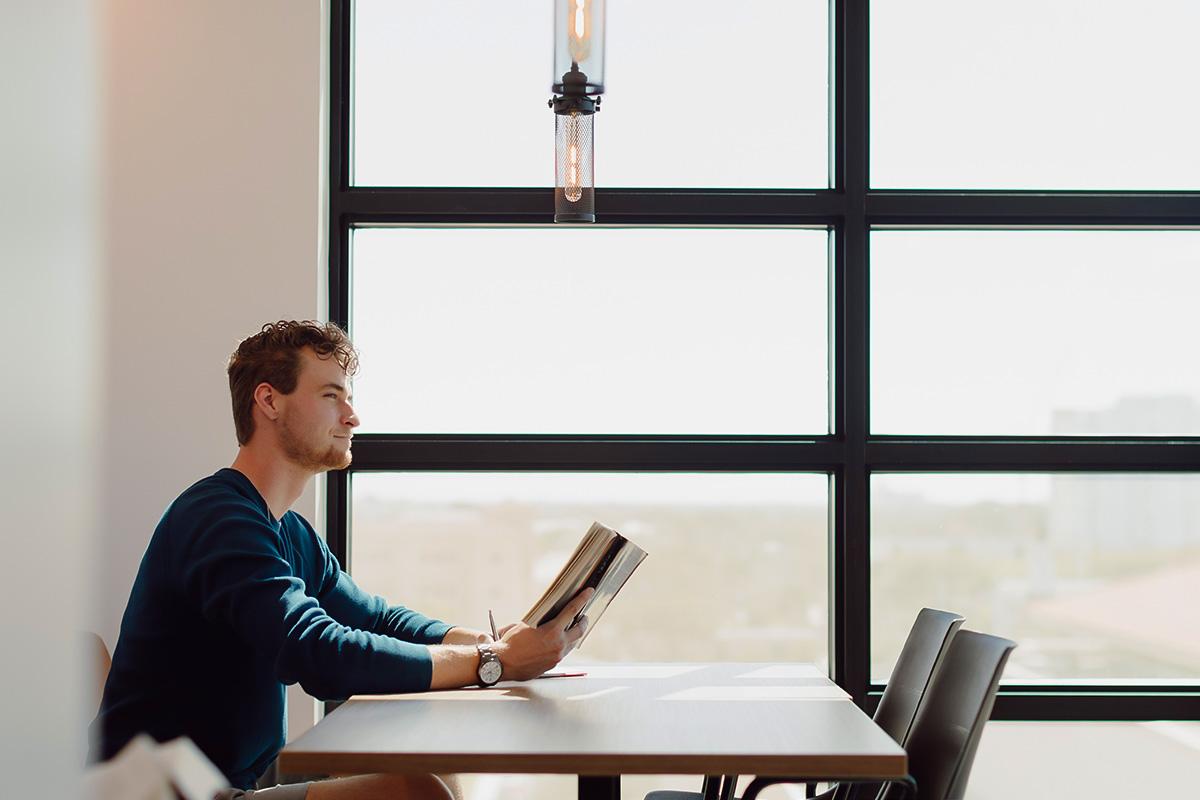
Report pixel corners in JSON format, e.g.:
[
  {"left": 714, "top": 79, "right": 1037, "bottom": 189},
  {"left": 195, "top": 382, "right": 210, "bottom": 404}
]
[
  {"left": 212, "top": 758, "right": 323, "bottom": 800},
  {"left": 212, "top": 784, "right": 309, "bottom": 800}
]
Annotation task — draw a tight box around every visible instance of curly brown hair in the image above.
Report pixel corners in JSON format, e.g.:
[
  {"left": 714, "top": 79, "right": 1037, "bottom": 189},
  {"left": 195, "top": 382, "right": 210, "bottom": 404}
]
[{"left": 227, "top": 320, "right": 359, "bottom": 446}]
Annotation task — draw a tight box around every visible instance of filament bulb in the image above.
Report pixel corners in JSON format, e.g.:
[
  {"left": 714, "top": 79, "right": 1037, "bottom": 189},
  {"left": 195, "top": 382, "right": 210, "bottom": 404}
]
[
  {"left": 567, "top": 0, "right": 592, "bottom": 63},
  {"left": 565, "top": 113, "right": 583, "bottom": 202}
]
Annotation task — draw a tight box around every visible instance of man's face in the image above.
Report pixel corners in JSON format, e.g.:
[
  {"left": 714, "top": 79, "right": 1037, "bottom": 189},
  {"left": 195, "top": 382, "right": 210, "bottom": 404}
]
[{"left": 276, "top": 347, "right": 359, "bottom": 472}]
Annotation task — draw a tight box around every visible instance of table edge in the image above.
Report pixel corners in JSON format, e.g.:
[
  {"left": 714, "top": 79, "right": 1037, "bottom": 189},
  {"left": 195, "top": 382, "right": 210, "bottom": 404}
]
[{"left": 278, "top": 751, "right": 907, "bottom": 778}]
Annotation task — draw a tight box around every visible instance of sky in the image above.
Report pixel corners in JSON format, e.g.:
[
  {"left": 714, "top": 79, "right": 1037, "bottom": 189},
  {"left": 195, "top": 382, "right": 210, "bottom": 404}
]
[
  {"left": 352, "top": 0, "right": 829, "bottom": 188},
  {"left": 355, "top": 471, "right": 830, "bottom": 507},
  {"left": 351, "top": 227, "right": 1200, "bottom": 439},
  {"left": 352, "top": 0, "right": 1200, "bottom": 189},
  {"left": 871, "top": 0, "right": 1200, "bottom": 189},
  {"left": 345, "top": 0, "right": 1200, "bottom": 505},
  {"left": 351, "top": 226, "right": 829, "bottom": 435}
]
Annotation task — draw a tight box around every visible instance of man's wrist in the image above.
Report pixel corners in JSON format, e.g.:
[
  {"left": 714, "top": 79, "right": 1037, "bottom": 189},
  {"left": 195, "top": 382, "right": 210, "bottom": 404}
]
[
  {"left": 443, "top": 626, "right": 493, "bottom": 645},
  {"left": 476, "top": 643, "right": 503, "bottom": 686},
  {"left": 427, "top": 643, "right": 492, "bottom": 690}
]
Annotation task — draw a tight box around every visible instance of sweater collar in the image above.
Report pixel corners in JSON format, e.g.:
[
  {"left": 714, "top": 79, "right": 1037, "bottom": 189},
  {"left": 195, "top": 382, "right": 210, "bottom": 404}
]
[{"left": 218, "top": 467, "right": 282, "bottom": 528}]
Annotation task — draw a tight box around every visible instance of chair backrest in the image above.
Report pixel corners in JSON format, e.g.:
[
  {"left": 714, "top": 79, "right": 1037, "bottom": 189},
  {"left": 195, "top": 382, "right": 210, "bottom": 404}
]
[
  {"left": 837, "top": 608, "right": 963, "bottom": 800},
  {"left": 873, "top": 608, "right": 965, "bottom": 745},
  {"left": 86, "top": 631, "right": 112, "bottom": 717},
  {"left": 884, "top": 629, "right": 1016, "bottom": 800}
]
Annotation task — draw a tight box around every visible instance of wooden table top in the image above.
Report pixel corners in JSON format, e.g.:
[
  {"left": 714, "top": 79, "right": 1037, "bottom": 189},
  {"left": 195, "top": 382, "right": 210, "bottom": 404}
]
[{"left": 279, "top": 663, "right": 907, "bottom": 780}]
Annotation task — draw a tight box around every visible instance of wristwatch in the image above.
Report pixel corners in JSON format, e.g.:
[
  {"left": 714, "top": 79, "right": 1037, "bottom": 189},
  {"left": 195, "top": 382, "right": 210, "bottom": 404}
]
[{"left": 476, "top": 643, "right": 503, "bottom": 687}]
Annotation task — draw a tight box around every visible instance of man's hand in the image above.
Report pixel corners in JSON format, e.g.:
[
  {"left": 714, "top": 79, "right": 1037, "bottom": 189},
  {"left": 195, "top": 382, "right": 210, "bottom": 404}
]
[{"left": 493, "top": 587, "right": 593, "bottom": 681}]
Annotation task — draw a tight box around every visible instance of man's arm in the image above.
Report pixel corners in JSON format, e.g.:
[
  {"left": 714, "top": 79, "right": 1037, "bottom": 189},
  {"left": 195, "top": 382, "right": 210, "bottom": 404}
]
[
  {"left": 440, "top": 627, "right": 493, "bottom": 645},
  {"left": 428, "top": 589, "right": 592, "bottom": 689},
  {"left": 315, "top": 546, "right": 494, "bottom": 646},
  {"left": 181, "top": 512, "right": 591, "bottom": 695},
  {"left": 319, "top": 569, "right": 453, "bottom": 644},
  {"left": 177, "top": 511, "right": 440, "bottom": 699}
]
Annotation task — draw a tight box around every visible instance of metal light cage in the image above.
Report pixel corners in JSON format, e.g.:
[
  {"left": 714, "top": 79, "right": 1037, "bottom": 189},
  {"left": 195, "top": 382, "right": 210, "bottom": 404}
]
[{"left": 554, "top": 102, "right": 596, "bottom": 223}]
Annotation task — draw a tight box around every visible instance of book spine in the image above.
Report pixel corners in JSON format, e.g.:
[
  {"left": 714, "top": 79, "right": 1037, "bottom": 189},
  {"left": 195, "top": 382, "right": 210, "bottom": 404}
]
[
  {"left": 583, "top": 534, "right": 625, "bottom": 591},
  {"left": 535, "top": 535, "right": 626, "bottom": 626}
]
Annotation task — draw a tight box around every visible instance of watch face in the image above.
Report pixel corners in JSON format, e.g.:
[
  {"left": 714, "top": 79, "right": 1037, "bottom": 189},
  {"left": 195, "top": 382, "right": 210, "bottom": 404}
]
[{"left": 479, "top": 658, "right": 503, "bottom": 685}]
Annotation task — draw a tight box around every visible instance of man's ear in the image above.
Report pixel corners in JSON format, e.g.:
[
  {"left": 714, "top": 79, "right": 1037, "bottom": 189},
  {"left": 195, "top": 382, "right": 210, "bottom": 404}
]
[{"left": 252, "top": 382, "right": 281, "bottom": 422}]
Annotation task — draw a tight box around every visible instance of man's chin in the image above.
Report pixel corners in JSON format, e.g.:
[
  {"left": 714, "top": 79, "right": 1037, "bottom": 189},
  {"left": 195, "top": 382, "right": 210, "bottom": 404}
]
[
  {"left": 287, "top": 447, "right": 352, "bottom": 473},
  {"left": 320, "top": 447, "right": 352, "bottom": 472}
]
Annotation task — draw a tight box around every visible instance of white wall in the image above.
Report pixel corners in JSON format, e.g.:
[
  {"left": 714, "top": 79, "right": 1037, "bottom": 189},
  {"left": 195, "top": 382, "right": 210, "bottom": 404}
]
[
  {"left": 95, "top": 0, "right": 328, "bottom": 738},
  {"left": 1, "top": 3, "right": 99, "bottom": 794}
]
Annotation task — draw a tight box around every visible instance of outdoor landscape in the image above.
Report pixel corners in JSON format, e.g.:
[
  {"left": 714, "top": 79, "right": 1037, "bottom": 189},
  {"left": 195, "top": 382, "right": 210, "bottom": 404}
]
[{"left": 347, "top": 465, "right": 1198, "bottom": 800}]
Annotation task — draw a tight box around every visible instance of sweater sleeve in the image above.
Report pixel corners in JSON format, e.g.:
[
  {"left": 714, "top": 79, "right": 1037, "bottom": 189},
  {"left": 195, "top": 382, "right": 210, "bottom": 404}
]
[
  {"left": 175, "top": 501, "right": 436, "bottom": 701},
  {"left": 315, "top": 545, "right": 453, "bottom": 645}
]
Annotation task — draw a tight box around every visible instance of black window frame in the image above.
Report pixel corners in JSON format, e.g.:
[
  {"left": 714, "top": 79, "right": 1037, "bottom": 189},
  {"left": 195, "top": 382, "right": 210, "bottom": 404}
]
[{"left": 327, "top": 0, "right": 1200, "bottom": 720}]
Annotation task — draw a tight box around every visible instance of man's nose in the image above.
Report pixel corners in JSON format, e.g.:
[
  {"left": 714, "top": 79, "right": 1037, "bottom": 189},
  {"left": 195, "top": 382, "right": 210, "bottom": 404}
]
[{"left": 344, "top": 406, "right": 360, "bottom": 428}]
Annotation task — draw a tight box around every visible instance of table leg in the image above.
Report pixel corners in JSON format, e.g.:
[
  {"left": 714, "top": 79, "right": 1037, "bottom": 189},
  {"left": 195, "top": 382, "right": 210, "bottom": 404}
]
[{"left": 579, "top": 775, "right": 620, "bottom": 800}]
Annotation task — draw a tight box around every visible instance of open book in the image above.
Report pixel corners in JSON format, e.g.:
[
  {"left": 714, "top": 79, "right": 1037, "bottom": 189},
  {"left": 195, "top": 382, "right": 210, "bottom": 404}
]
[{"left": 522, "top": 521, "right": 647, "bottom": 648}]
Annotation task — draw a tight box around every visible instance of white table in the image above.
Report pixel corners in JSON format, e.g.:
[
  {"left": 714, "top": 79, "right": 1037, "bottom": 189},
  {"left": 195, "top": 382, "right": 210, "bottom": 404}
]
[{"left": 279, "top": 663, "right": 907, "bottom": 800}]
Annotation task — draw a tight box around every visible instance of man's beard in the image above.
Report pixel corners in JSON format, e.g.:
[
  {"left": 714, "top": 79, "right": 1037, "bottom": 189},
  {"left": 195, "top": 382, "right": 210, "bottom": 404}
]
[{"left": 279, "top": 415, "right": 352, "bottom": 472}]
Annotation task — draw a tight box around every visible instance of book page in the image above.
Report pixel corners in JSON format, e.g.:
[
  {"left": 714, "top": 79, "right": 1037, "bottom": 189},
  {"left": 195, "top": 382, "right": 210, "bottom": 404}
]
[
  {"left": 523, "top": 523, "right": 613, "bottom": 625},
  {"left": 522, "top": 522, "right": 645, "bottom": 637}
]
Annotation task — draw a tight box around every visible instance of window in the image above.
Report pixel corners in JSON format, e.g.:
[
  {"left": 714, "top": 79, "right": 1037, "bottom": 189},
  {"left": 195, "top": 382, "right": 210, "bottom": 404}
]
[
  {"left": 351, "top": 473, "right": 829, "bottom": 665},
  {"left": 331, "top": 0, "right": 1199, "bottom": 726},
  {"left": 871, "top": 0, "right": 1200, "bottom": 189},
  {"left": 353, "top": 0, "right": 830, "bottom": 188},
  {"left": 871, "top": 231, "right": 1200, "bottom": 435},
  {"left": 872, "top": 474, "right": 1200, "bottom": 683},
  {"left": 352, "top": 227, "right": 830, "bottom": 435}
]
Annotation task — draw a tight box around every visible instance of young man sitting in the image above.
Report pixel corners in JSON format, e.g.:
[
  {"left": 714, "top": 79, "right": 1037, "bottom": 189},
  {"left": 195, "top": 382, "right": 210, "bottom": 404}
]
[{"left": 89, "top": 321, "right": 591, "bottom": 799}]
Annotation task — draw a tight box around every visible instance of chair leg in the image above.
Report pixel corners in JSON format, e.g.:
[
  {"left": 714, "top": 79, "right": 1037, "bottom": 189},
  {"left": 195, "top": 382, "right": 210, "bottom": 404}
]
[
  {"left": 701, "top": 776, "right": 720, "bottom": 800},
  {"left": 718, "top": 776, "right": 738, "bottom": 800}
]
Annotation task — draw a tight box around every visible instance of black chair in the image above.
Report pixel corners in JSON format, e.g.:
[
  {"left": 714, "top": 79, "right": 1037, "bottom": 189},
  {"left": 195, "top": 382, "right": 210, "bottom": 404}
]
[
  {"left": 645, "top": 608, "right": 964, "bottom": 800},
  {"left": 742, "top": 629, "right": 1016, "bottom": 800}
]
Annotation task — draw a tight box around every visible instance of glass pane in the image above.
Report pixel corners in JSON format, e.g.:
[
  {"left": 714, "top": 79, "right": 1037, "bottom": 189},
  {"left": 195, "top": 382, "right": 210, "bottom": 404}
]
[
  {"left": 350, "top": 472, "right": 825, "bottom": 800},
  {"left": 350, "top": 472, "right": 829, "bottom": 665},
  {"left": 353, "top": 0, "right": 828, "bottom": 188},
  {"left": 352, "top": 227, "right": 829, "bottom": 434},
  {"left": 871, "top": 0, "right": 1200, "bottom": 189},
  {"left": 871, "top": 231, "right": 1200, "bottom": 435},
  {"left": 351, "top": 470, "right": 827, "bottom": 800},
  {"left": 871, "top": 474, "right": 1200, "bottom": 683}
]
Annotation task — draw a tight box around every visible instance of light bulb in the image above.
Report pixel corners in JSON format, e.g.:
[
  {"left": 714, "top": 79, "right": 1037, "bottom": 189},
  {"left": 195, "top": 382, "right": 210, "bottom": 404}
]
[
  {"left": 567, "top": 0, "right": 592, "bottom": 64},
  {"left": 565, "top": 113, "right": 583, "bottom": 202}
]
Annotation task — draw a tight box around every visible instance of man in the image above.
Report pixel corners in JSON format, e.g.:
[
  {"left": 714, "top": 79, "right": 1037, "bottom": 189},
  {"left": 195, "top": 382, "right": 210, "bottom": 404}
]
[{"left": 90, "top": 321, "right": 591, "bottom": 799}]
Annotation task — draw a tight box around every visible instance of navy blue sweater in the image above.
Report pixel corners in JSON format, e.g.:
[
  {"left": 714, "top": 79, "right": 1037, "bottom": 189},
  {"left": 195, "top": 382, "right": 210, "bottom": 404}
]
[{"left": 89, "top": 468, "right": 452, "bottom": 789}]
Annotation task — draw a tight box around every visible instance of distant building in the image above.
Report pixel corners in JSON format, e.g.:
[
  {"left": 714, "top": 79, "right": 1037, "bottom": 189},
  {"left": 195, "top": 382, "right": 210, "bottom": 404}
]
[
  {"left": 1049, "top": 395, "right": 1200, "bottom": 553},
  {"left": 1051, "top": 395, "right": 1200, "bottom": 437}
]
